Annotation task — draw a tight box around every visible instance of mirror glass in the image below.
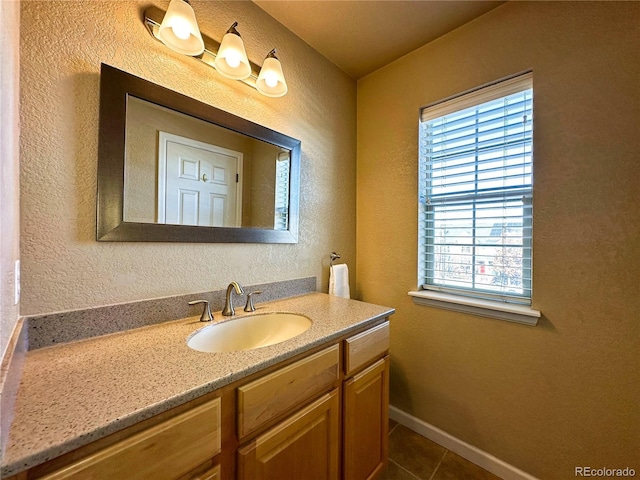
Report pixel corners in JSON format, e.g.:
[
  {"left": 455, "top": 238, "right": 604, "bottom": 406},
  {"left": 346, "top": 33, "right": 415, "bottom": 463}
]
[
  {"left": 124, "top": 97, "right": 291, "bottom": 230},
  {"left": 97, "top": 64, "right": 300, "bottom": 243}
]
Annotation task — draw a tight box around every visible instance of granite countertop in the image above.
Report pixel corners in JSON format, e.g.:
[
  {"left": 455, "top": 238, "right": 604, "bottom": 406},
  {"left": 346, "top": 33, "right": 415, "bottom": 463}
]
[{"left": 2, "top": 293, "right": 394, "bottom": 477}]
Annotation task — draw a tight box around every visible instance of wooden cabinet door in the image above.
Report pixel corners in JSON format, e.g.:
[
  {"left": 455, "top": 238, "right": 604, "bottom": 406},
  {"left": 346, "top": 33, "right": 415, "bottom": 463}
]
[
  {"left": 237, "top": 389, "right": 340, "bottom": 480},
  {"left": 38, "top": 398, "right": 222, "bottom": 480},
  {"left": 343, "top": 357, "right": 390, "bottom": 480}
]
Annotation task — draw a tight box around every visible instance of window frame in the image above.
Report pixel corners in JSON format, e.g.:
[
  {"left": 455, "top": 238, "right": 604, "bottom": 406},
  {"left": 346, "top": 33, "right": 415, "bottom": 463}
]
[{"left": 411, "top": 72, "right": 540, "bottom": 325}]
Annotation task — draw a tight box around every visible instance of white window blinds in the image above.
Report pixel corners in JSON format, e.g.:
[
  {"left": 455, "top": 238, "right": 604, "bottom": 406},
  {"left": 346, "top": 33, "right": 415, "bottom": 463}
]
[{"left": 418, "top": 73, "right": 533, "bottom": 304}]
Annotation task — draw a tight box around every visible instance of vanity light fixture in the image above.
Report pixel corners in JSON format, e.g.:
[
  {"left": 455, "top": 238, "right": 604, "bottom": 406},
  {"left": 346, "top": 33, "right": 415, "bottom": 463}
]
[
  {"left": 156, "top": 0, "right": 204, "bottom": 56},
  {"left": 256, "top": 49, "right": 288, "bottom": 97},
  {"left": 144, "top": 3, "right": 288, "bottom": 97},
  {"left": 214, "top": 22, "right": 251, "bottom": 80}
]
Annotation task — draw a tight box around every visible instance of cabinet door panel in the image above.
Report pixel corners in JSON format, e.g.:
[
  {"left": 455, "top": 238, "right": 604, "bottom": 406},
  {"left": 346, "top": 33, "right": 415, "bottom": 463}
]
[
  {"left": 343, "top": 357, "right": 389, "bottom": 480},
  {"left": 39, "top": 398, "right": 221, "bottom": 480},
  {"left": 238, "top": 389, "right": 340, "bottom": 480}
]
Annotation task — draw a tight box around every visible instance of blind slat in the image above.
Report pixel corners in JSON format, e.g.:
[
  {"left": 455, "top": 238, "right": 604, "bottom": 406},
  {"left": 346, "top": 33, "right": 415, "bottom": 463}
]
[
  {"left": 426, "top": 109, "right": 533, "bottom": 146},
  {"left": 426, "top": 99, "right": 532, "bottom": 135},
  {"left": 426, "top": 132, "right": 532, "bottom": 164}
]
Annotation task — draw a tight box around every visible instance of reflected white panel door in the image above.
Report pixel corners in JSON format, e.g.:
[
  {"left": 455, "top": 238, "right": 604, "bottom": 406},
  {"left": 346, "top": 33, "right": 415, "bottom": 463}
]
[{"left": 157, "top": 132, "right": 243, "bottom": 227}]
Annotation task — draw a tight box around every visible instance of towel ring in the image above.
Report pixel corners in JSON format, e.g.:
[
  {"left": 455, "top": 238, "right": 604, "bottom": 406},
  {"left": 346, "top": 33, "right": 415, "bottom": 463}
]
[{"left": 330, "top": 252, "right": 341, "bottom": 266}]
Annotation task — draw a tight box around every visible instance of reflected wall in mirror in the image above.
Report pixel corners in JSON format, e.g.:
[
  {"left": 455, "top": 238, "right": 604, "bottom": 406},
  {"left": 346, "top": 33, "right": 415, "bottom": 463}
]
[{"left": 97, "top": 64, "right": 300, "bottom": 243}]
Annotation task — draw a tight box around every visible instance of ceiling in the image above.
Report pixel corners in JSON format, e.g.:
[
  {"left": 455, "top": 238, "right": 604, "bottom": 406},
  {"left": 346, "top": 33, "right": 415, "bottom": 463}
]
[{"left": 253, "top": 1, "right": 505, "bottom": 79}]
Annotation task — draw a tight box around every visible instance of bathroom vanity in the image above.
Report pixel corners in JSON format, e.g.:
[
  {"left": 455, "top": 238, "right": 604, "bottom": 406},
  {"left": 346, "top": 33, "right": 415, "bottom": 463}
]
[{"left": 2, "top": 293, "right": 393, "bottom": 480}]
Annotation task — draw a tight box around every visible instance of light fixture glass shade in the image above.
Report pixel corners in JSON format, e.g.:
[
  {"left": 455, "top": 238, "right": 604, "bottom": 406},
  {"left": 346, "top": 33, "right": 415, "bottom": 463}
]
[
  {"left": 157, "top": 0, "right": 204, "bottom": 56},
  {"left": 214, "top": 25, "right": 251, "bottom": 80},
  {"left": 256, "top": 50, "right": 288, "bottom": 97}
]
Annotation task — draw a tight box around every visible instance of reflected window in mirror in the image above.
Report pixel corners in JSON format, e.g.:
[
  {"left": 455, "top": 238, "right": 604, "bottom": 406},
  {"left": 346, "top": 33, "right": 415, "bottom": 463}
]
[{"left": 274, "top": 152, "right": 291, "bottom": 230}]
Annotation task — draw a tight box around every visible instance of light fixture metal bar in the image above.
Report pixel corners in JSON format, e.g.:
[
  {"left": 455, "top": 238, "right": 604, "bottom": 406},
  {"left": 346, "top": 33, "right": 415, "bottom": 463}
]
[{"left": 143, "top": 6, "right": 261, "bottom": 89}]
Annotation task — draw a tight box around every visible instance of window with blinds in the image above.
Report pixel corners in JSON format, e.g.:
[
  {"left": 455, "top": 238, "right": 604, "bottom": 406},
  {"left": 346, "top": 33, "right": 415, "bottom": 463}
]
[
  {"left": 274, "top": 152, "right": 290, "bottom": 230},
  {"left": 418, "top": 73, "right": 533, "bottom": 304}
]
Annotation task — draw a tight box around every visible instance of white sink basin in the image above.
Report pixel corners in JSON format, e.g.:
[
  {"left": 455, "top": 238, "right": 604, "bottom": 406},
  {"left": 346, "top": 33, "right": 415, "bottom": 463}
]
[{"left": 187, "top": 312, "right": 312, "bottom": 353}]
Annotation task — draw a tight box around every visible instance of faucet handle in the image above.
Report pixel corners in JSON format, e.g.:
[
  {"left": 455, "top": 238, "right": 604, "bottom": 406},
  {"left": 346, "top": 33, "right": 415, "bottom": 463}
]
[
  {"left": 188, "top": 300, "right": 213, "bottom": 322},
  {"left": 244, "top": 291, "right": 263, "bottom": 312}
]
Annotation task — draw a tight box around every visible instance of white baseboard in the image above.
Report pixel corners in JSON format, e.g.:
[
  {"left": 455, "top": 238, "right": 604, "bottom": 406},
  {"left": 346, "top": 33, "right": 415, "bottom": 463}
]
[{"left": 389, "top": 405, "right": 539, "bottom": 480}]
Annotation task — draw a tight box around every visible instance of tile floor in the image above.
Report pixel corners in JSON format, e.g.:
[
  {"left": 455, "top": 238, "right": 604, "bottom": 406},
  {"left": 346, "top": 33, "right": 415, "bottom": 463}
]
[{"left": 381, "top": 420, "right": 503, "bottom": 480}]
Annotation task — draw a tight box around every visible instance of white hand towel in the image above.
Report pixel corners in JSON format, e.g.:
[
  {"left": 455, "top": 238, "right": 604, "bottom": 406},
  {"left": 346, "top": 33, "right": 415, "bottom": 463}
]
[{"left": 329, "top": 264, "right": 350, "bottom": 299}]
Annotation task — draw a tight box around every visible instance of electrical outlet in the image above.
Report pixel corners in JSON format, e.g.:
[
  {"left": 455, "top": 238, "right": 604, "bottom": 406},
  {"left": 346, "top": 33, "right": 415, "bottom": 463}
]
[{"left": 14, "top": 259, "right": 20, "bottom": 305}]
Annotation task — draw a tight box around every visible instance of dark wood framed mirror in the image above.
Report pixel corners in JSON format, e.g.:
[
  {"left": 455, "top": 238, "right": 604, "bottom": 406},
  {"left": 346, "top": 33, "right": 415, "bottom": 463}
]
[{"left": 97, "top": 63, "right": 300, "bottom": 243}]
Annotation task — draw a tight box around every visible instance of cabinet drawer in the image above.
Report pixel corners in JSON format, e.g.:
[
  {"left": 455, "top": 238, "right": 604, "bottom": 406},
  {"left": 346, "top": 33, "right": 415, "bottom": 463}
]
[
  {"left": 344, "top": 321, "right": 389, "bottom": 376},
  {"left": 238, "top": 344, "right": 340, "bottom": 438},
  {"left": 40, "top": 398, "right": 221, "bottom": 480}
]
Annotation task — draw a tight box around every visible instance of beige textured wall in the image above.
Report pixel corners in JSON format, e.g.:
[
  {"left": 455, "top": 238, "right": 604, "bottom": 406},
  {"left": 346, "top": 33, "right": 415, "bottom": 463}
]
[
  {"left": 20, "top": 0, "right": 357, "bottom": 315},
  {"left": 357, "top": 2, "right": 639, "bottom": 479},
  {"left": 1, "top": 0, "right": 21, "bottom": 361}
]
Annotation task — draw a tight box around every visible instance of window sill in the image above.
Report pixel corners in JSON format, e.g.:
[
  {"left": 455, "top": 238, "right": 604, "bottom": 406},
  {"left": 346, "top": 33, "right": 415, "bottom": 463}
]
[{"left": 408, "top": 290, "right": 540, "bottom": 326}]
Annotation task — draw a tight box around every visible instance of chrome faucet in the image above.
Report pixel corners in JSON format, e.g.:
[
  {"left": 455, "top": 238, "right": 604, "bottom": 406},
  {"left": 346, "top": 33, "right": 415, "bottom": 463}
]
[{"left": 222, "top": 281, "right": 245, "bottom": 316}]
